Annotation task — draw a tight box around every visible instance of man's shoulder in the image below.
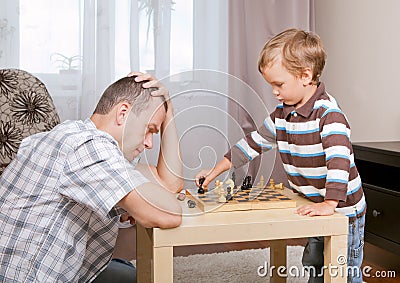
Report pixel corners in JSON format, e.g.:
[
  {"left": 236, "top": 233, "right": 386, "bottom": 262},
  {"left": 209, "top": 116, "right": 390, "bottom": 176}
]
[{"left": 53, "top": 119, "right": 117, "bottom": 148}]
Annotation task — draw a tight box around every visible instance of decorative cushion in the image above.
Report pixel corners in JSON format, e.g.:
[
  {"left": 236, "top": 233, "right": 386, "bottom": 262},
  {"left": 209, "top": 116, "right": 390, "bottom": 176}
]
[{"left": 0, "top": 69, "right": 60, "bottom": 174}]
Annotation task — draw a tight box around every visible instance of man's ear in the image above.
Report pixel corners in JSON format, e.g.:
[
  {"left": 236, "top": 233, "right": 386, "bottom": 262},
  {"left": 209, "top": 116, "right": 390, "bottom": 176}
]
[
  {"left": 301, "top": 68, "right": 313, "bottom": 86},
  {"left": 115, "top": 102, "right": 132, "bottom": 126}
]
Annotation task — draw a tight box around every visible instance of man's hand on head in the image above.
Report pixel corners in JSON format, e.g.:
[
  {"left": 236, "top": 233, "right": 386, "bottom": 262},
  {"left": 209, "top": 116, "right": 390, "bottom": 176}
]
[{"left": 126, "top": 71, "right": 170, "bottom": 101}]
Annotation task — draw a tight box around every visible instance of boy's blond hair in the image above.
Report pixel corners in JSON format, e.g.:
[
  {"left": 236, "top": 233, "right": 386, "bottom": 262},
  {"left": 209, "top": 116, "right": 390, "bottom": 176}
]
[{"left": 258, "top": 28, "right": 326, "bottom": 84}]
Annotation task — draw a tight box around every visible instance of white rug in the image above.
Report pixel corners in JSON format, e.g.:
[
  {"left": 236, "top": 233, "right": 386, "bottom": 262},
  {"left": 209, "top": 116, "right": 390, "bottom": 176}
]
[{"left": 135, "top": 246, "right": 309, "bottom": 282}]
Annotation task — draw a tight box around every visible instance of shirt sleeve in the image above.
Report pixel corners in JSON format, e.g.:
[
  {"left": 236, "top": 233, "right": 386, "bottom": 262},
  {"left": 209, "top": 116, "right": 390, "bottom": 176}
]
[
  {"left": 320, "top": 110, "right": 352, "bottom": 202},
  {"left": 225, "top": 114, "right": 277, "bottom": 169},
  {"left": 58, "top": 136, "right": 149, "bottom": 220}
]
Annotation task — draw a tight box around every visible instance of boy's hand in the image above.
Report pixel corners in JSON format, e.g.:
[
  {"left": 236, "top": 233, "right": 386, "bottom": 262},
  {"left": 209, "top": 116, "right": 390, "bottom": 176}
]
[
  {"left": 195, "top": 169, "right": 214, "bottom": 187},
  {"left": 296, "top": 200, "right": 338, "bottom": 216},
  {"left": 194, "top": 157, "right": 233, "bottom": 188}
]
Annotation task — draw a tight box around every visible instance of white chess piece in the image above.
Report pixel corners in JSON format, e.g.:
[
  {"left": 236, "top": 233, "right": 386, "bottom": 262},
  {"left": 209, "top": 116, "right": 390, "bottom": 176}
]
[{"left": 218, "top": 182, "right": 226, "bottom": 203}]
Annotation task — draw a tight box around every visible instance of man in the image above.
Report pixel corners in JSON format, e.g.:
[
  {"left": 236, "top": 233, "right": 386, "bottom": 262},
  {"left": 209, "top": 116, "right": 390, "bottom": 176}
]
[{"left": 0, "top": 73, "right": 183, "bottom": 282}]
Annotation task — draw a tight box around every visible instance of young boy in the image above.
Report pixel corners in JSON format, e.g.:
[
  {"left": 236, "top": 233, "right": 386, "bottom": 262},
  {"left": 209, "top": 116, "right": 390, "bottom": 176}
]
[{"left": 195, "top": 28, "right": 365, "bottom": 283}]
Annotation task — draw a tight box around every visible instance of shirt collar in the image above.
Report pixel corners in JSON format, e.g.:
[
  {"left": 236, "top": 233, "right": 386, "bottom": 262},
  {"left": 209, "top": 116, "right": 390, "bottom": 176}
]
[
  {"left": 282, "top": 82, "right": 325, "bottom": 119},
  {"left": 85, "top": 118, "right": 97, "bottom": 129}
]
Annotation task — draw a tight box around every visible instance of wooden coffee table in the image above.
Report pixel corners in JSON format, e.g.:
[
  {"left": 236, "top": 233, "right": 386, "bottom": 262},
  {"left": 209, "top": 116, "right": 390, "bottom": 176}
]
[{"left": 136, "top": 188, "right": 348, "bottom": 282}]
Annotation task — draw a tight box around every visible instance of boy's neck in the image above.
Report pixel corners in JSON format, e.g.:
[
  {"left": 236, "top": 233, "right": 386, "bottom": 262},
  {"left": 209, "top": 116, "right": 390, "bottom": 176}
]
[{"left": 295, "top": 84, "right": 318, "bottom": 109}]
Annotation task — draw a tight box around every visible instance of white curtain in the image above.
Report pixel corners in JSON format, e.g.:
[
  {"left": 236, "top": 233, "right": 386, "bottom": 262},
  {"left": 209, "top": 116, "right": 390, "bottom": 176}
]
[
  {"left": 228, "top": 0, "right": 315, "bottom": 185},
  {"left": 80, "top": 0, "right": 174, "bottom": 119},
  {"left": 0, "top": 0, "right": 189, "bottom": 121},
  {"left": 0, "top": 0, "right": 19, "bottom": 68}
]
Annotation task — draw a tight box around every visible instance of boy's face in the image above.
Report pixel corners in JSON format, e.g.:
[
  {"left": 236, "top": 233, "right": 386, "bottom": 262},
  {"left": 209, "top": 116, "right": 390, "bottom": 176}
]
[
  {"left": 121, "top": 97, "right": 166, "bottom": 162},
  {"left": 261, "top": 58, "right": 312, "bottom": 108}
]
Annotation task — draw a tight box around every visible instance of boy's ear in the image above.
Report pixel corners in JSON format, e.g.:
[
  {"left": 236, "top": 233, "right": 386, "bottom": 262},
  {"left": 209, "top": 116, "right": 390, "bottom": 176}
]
[
  {"left": 301, "top": 68, "right": 313, "bottom": 86},
  {"left": 115, "top": 102, "right": 132, "bottom": 126}
]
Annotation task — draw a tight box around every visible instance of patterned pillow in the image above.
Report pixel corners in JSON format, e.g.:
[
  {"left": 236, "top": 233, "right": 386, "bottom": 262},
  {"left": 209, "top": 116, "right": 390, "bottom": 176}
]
[{"left": 0, "top": 69, "right": 60, "bottom": 174}]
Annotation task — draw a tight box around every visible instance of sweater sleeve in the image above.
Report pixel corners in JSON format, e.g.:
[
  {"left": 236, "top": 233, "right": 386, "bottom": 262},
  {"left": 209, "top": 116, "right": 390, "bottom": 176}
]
[
  {"left": 320, "top": 110, "right": 352, "bottom": 202},
  {"left": 224, "top": 113, "right": 277, "bottom": 169}
]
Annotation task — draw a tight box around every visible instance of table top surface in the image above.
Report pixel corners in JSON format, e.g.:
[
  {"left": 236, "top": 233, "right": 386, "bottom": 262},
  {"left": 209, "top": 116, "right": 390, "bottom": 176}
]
[{"left": 147, "top": 188, "right": 348, "bottom": 247}]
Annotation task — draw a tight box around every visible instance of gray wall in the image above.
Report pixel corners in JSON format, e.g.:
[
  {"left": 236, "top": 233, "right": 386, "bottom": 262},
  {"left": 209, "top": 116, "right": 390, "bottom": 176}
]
[{"left": 315, "top": 0, "right": 400, "bottom": 142}]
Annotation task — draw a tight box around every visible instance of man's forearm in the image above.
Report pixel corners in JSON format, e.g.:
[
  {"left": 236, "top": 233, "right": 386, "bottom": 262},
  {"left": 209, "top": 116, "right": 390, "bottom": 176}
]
[{"left": 157, "top": 107, "right": 183, "bottom": 192}]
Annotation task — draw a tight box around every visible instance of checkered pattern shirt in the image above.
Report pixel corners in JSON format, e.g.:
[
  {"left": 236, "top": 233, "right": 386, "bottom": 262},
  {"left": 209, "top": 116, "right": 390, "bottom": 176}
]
[{"left": 0, "top": 119, "right": 148, "bottom": 282}]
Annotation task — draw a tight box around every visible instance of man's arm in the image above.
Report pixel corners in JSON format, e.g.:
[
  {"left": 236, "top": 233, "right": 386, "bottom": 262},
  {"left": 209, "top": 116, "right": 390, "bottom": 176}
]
[
  {"left": 132, "top": 72, "right": 183, "bottom": 193},
  {"left": 156, "top": 102, "right": 183, "bottom": 192},
  {"left": 118, "top": 182, "right": 182, "bottom": 228}
]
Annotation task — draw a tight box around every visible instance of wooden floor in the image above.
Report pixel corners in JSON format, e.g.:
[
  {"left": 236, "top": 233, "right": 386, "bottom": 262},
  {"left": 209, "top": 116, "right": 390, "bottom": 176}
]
[{"left": 113, "top": 226, "right": 399, "bottom": 282}]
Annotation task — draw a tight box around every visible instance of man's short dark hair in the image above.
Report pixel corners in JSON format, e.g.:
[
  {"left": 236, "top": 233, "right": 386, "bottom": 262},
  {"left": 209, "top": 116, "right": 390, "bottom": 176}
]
[{"left": 93, "top": 76, "right": 167, "bottom": 115}]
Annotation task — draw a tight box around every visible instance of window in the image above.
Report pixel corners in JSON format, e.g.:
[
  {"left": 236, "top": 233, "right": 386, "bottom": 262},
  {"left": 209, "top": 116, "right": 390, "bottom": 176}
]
[
  {"left": 19, "top": 0, "right": 193, "bottom": 79},
  {"left": 19, "top": 0, "right": 82, "bottom": 74}
]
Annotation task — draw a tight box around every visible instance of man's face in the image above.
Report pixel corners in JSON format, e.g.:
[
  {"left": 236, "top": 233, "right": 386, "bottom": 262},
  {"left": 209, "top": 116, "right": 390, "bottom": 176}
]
[
  {"left": 121, "top": 98, "right": 166, "bottom": 162},
  {"left": 261, "top": 58, "right": 308, "bottom": 107}
]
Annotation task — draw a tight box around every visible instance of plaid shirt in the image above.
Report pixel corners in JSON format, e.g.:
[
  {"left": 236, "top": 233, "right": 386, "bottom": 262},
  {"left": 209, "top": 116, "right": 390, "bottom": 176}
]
[{"left": 0, "top": 119, "right": 148, "bottom": 282}]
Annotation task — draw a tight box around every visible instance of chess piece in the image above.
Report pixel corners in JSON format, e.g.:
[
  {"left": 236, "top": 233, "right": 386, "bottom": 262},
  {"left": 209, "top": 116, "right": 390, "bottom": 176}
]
[
  {"left": 187, "top": 200, "right": 196, "bottom": 208},
  {"left": 218, "top": 183, "right": 226, "bottom": 203},
  {"left": 259, "top": 175, "right": 265, "bottom": 188},
  {"left": 275, "top": 183, "right": 284, "bottom": 190},
  {"left": 269, "top": 179, "right": 275, "bottom": 190},
  {"left": 198, "top": 176, "right": 205, "bottom": 194},
  {"left": 214, "top": 180, "right": 221, "bottom": 194},
  {"left": 246, "top": 176, "right": 252, "bottom": 190},
  {"left": 226, "top": 186, "right": 233, "bottom": 201},
  {"left": 225, "top": 179, "right": 234, "bottom": 192},
  {"left": 177, "top": 192, "right": 186, "bottom": 201},
  {"left": 240, "top": 177, "right": 247, "bottom": 191}
]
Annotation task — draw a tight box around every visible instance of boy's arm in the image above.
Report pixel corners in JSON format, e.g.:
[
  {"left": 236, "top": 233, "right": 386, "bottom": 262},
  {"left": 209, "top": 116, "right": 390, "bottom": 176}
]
[
  {"left": 195, "top": 115, "right": 277, "bottom": 187},
  {"left": 226, "top": 115, "right": 277, "bottom": 169},
  {"left": 297, "top": 109, "right": 352, "bottom": 216},
  {"left": 296, "top": 200, "right": 339, "bottom": 216},
  {"left": 195, "top": 157, "right": 232, "bottom": 187}
]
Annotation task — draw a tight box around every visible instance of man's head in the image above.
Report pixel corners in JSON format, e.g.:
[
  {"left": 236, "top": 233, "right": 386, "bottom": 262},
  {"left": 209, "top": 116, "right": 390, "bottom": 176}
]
[
  {"left": 94, "top": 76, "right": 167, "bottom": 116},
  {"left": 92, "top": 76, "right": 168, "bottom": 161},
  {"left": 258, "top": 28, "right": 326, "bottom": 85}
]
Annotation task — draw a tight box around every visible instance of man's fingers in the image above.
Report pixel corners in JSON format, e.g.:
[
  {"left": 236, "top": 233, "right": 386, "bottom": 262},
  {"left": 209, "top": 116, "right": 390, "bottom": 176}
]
[
  {"left": 127, "top": 71, "right": 143, "bottom": 77},
  {"left": 135, "top": 73, "right": 153, "bottom": 82}
]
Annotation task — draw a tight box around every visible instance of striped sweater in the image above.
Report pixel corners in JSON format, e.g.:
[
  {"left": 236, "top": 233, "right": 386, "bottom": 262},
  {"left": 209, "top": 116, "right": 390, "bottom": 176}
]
[{"left": 225, "top": 83, "right": 366, "bottom": 219}]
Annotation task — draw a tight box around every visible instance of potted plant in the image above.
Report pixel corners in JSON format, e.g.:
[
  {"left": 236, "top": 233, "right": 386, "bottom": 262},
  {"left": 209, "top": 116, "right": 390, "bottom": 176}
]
[
  {"left": 51, "top": 53, "right": 82, "bottom": 74},
  {"left": 51, "top": 53, "right": 82, "bottom": 91}
]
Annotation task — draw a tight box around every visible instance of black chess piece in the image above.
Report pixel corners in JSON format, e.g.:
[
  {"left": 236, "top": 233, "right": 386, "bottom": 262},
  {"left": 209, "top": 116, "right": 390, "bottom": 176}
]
[
  {"left": 198, "top": 176, "right": 205, "bottom": 194},
  {"left": 240, "top": 177, "right": 247, "bottom": 191},
  {"left": 226, "top": 186, "right": 233, "bottom": 201},
  {"left": 187, "top": 200, "right": 196, "bottom": 208},
  {"left": 246, "top": 176, "right": 253, "bottom": 190}
]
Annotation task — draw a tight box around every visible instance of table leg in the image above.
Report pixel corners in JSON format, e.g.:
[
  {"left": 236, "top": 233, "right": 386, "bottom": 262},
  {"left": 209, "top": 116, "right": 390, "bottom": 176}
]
[
  {"left": 153, "top": 246, "right": 173, "bottom": 283},
  {"left": 136, "top": 224, "right": 153, "bottom": 283},
  {"left": 324, "top": 235, "right": 347, "bottom": 283},
  {"left": 270, "top": 239, "right": 287, "bottom": 283}
]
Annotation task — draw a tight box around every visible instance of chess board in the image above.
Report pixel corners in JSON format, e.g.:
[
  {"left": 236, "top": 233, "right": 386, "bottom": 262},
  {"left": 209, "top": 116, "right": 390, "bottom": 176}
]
[{"left": 186, "top": 187, "right": 296, "bottom": 213}]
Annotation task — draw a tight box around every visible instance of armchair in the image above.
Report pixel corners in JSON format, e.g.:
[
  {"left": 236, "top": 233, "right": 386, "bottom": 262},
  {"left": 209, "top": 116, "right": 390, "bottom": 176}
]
[{"left": 0, "top": 69, "right": 60, "bottom": 174}]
